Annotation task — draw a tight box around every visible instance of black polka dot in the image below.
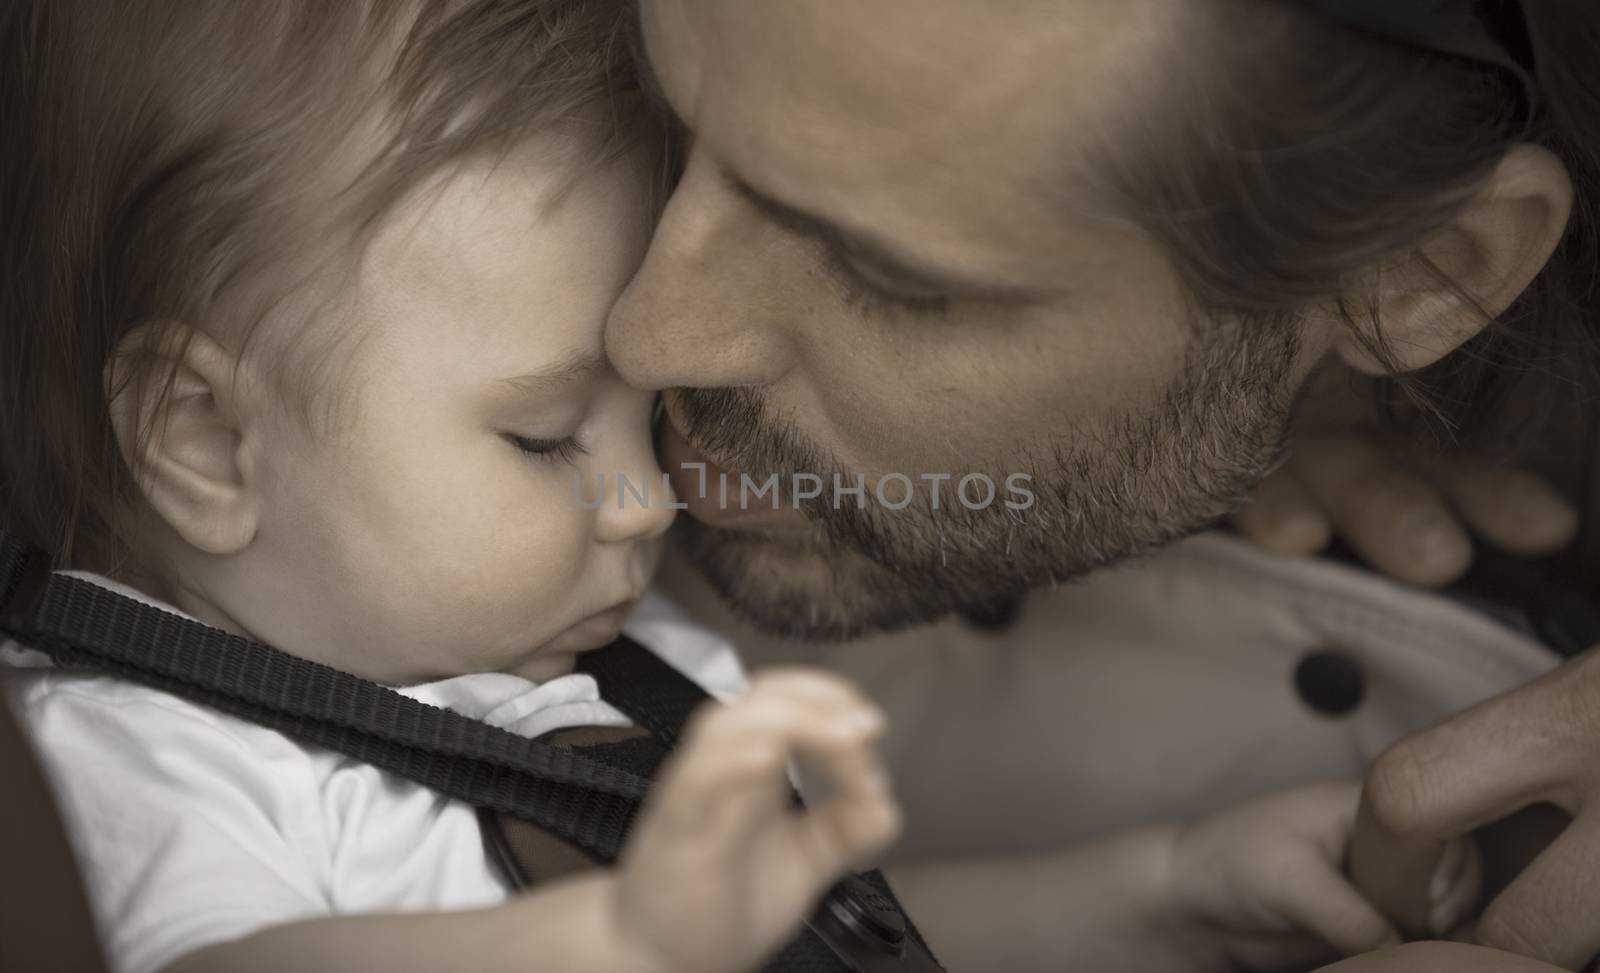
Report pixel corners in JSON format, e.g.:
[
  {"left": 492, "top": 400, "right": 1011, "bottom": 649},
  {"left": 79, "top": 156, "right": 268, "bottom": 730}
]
[{"left": 1294, "top": 650, "right": 1365, "bottom": 717}]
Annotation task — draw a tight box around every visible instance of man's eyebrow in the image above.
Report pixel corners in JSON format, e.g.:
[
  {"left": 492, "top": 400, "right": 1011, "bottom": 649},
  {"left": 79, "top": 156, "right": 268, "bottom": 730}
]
[
  {"left": 723, "top": 175, "right": 1031, "bottom": 301},
  {"left": 496, "top": 350, "right": 606, "bottom": 397},
  {"left": 628, "top": 7, "right": 1029, "bottom": 302}
]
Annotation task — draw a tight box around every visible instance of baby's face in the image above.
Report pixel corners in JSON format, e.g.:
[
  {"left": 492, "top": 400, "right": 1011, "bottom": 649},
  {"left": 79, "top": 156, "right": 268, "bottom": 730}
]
[{"left": 231, "top": 140, "right": 670, "bottom": 685}]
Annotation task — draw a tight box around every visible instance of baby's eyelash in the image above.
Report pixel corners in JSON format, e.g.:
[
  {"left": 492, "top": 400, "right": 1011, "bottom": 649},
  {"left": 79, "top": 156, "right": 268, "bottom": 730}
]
[{"left": 505, "top": 434, "right": 589, "bottom": 466}]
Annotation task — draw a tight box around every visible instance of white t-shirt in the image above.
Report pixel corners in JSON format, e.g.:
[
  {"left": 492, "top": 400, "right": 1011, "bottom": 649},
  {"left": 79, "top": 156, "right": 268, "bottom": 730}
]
[{"left": 1, "top": 575, "right": 748, "bottom": 973}]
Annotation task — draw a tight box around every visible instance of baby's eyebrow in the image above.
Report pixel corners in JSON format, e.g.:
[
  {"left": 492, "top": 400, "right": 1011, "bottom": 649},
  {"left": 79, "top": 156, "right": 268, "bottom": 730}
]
[{"left": 495, "top": 350, "right": 606, "bottom": 397}]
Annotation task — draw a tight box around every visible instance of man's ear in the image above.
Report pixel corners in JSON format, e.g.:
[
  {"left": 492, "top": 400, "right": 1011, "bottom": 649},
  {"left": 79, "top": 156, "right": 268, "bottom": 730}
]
[
  {"left": 107, "top": 325, "right": 261, "bottom": 555},
  {"left": 1337, "top": 143, "right": 1574, "bottom": 376}
]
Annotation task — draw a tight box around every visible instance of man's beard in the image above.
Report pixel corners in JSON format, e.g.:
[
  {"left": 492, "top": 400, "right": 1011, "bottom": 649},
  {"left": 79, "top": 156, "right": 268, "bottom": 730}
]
[{"left": 669, "top": 314, "right": 1304, "bottom": 642}]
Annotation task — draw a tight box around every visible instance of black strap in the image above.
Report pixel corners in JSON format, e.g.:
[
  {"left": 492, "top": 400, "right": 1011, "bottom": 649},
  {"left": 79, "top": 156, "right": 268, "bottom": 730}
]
[
  {"left": 575, "top": 636, "right": 708, "bottom": 746},
  {"left": 0, "top": 530, "right": 652, "bottom": 863}
]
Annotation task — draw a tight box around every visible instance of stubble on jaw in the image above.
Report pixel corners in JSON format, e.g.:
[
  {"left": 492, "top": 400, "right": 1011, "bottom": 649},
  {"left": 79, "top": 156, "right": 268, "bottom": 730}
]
[{"left": 667, "top": 313, "right": 1306, "bottom": 642}]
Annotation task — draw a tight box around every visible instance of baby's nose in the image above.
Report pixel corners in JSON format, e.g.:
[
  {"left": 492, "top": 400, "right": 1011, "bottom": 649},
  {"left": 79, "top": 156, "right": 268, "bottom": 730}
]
[{"left": 592, "top": 468, "right": 676, "bottom": 545}]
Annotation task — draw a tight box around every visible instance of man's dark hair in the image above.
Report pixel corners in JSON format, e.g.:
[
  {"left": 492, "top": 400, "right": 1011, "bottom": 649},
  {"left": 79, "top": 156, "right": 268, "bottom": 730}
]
[{"left": 1107, "top": 0, "right": 1599, "bottom": 470}]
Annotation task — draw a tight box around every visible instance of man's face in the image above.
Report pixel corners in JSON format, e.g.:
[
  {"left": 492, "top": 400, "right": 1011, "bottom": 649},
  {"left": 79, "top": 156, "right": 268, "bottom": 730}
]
[{"left": 608, "top": 0, "right": 1335, "bottom": 640}]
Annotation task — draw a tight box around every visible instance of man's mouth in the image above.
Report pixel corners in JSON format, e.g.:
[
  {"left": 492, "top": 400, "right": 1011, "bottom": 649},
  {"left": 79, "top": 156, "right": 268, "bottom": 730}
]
[{"left": 657, "top": 396, "right": 806, "bottom": 530}]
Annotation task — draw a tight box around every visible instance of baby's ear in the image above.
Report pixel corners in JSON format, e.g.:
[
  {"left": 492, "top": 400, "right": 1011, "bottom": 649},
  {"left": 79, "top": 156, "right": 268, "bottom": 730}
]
[
  {"left": 1336, "top": 143, "right": 1574, "bottom": 375},
  {"left": 107, "top": 324, "right": 261, "bottom": 555}
]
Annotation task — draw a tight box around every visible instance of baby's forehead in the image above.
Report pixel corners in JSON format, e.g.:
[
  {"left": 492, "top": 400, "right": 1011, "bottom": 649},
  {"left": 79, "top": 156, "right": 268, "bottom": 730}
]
[
  {"left": 367, "top": 151, "right": 584, "bottom": 294},
  {"left": 329, "top": 144, "right": 647, "bottom": 393}
]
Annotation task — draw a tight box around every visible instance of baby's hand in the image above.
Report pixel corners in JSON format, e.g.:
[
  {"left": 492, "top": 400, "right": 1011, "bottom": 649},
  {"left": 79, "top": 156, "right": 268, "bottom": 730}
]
[
  {"left": 1164, "top": 781, "right": 1481, "bottom": 972},
  {"left": 610, "top": 670, "right": 901, "bottom": 973}
]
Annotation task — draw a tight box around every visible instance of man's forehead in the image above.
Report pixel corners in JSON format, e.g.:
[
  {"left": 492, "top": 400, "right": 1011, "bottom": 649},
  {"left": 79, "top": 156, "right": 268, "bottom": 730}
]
[
  {"left": 643, "top": 0, "right": 1188, "bottom": 275},
  {"left": 649, "top": 0, "right": 1182, "bottom": 149}
]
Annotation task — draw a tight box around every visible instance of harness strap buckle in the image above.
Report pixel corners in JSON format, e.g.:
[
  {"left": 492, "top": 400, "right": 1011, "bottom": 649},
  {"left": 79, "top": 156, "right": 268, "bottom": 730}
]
[{"left": 808, "top": 876, "right": 944, "bottom": 973}]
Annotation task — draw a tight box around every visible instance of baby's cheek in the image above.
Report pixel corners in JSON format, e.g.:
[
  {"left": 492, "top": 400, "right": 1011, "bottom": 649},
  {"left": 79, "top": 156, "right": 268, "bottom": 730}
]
[
  {"left": 482, "top": 507, "right": 593, "bottom": 602},
  {"left": 376, "top": 475, "right": 600, "bottom": 656},
  {"left": 637, "top": 534, "right": 666, "bottom": 577}
]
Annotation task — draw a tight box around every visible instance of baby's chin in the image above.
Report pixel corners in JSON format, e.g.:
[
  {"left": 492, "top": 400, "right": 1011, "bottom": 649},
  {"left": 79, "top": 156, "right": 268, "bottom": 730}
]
[
  {"left": 509, "top": 599, "right": 639, "bottom": 680},
  {"left": 508, "top": 650, "right": 580, "bottom": 683}
]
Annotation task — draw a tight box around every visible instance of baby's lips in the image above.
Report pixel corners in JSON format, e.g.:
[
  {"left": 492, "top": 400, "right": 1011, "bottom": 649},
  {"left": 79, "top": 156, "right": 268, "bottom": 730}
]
[{"left": 1427, "top": 836, "right": 1485, "bottom": 937}]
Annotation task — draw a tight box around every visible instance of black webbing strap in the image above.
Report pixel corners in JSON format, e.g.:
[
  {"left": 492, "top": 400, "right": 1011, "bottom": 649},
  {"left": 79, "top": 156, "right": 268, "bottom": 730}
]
[
  {"left": 0, "top": 531, "right": 650, "bottom": 863},
  {"left": 575, "top": 637, "right": 707, "bottom": 745}
]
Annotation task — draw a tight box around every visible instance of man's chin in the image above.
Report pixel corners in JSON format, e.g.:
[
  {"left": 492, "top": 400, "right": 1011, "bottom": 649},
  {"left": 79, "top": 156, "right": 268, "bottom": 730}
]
[{"left": 668, "top": 516, "right": 1020, "bottom": 642}]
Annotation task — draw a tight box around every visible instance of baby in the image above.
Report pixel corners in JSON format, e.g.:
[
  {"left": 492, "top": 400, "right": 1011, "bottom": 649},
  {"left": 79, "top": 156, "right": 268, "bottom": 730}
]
[
  {"left": 0, "top": 1, "right": 1477, "bottom": 972},
  {"left": 2, "top": 3, "right": 899, "bottom": 973}
]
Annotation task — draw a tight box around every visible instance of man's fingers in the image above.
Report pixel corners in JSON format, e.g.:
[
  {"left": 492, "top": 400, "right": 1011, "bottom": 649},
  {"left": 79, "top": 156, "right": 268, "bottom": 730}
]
[
  {"left": 1477, "top": 815, "right": 1600, "bottom": 970},
  {"left": 1232, "top": 467, "right": 1334, "bottom": 555},
  {"left": 1244, "top": 428, "right": 1574, "bottom": 580},
  {"left": 1435, "top": 465, "right": 1578, "bottom": 557},
  {"left": 1351, "top": 706, "right": 1556, "bottom": 936},
  {"left": 1292, "top": 434, "right": 1473, "bottom": 587},
  {"left": 1364, "top": 655, "right": 1600, "bottom": 842},
  {"left": 1354, "top": 655, "right": 1600, "bottom": 958}
]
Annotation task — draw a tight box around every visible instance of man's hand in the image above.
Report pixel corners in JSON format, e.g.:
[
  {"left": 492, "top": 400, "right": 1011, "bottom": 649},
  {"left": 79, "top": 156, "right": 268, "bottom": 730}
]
[
  {"left": 1230, "top": 366, "right": 1577, "bottom": 585},
  {"left": 1356, "top": 647, "right": 1600, "bottom": 970}
]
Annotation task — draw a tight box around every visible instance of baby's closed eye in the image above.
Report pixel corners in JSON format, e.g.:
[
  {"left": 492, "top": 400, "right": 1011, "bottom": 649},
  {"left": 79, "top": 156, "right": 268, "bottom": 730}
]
[{"left": 503, "top": 433, "right": 589, "bottom": 465}]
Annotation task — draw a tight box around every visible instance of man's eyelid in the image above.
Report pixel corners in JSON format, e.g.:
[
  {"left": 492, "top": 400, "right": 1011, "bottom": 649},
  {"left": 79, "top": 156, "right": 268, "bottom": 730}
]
[
  {"left": 723, "top": 172, "right": 1035, "bottom": 305},
  {"left": 832, "top": 241, "right": 959, "bottom": 301}
]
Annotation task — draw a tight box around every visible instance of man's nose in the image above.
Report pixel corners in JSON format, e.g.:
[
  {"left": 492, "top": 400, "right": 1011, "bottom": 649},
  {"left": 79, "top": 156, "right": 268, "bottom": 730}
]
[{"left": 606, "top": 150, "right": 798, "bottom": 392}]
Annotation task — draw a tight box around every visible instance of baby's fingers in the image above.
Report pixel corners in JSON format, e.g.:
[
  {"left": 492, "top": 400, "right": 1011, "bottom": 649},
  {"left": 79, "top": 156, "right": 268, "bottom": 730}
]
[
  {"left": 1279, "top": 864, "right": 1402, "bottom": 958},
  {"left": 1425, "top": 837, "right": 1483, "bottom": 939},
  {"left": 648, "top": 671, "right": 888, "bottom": 837},
  {"left": 739, "top": 672, "right": 900, "bottom": 870},
  {"left": 791, "top": 739, "right": 901, "bottom": 876},
  {"left": 710, "top": 671, "right": 900, "bottom": 879},
  {"left": 690, "top": 669, "right": 887, "bottom": 758}
]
